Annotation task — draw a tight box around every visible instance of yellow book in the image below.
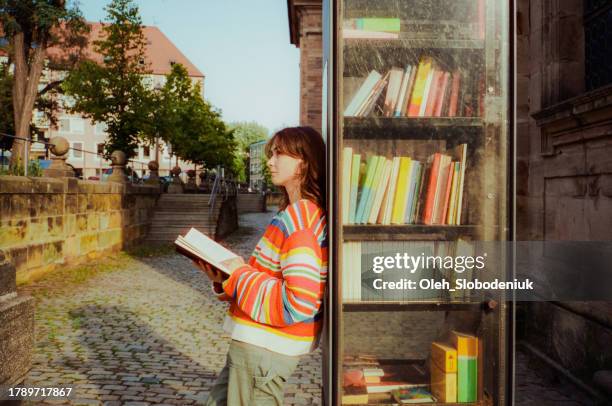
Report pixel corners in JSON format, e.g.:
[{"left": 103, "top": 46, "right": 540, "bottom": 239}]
[
  {"left": 391, "top": 157, "right": 412, "bottom": 224},
  {"left": 430, "top": 362, "right": 457, "bottom": 403},
  {"left": 407, "top": 57, "right": 434, "bottom": 117},
  {"left": 431, "top": 342, "right": 457, "bottom": 373},
  {"left": 451, "top": 331, "right": 478, "bottom": 403},
  {"left": 446, "top": 162, "right": 460, "bottom": 225}
]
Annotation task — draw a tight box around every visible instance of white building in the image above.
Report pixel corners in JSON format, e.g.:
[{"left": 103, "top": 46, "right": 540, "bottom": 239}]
[{"left": 30, "top": 23, "right": 206, "bottom": 179}]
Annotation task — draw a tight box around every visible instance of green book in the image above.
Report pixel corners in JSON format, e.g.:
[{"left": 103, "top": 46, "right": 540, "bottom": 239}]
[{"left": 357, "top": 18, "right": 401, "bottom": 33}]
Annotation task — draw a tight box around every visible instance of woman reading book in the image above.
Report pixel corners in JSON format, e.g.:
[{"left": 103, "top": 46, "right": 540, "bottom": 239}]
[{"left": 195, "top": 126, "right": 328, "bottom": 406}]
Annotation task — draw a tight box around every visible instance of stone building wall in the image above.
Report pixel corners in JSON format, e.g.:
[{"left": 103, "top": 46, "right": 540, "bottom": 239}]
[
  {"left": 516, "top": 0, "right": 612, "bottom": 385},
  {"left": 0, "top": 176, "right": 159, "bottom": 282},
  {"left": 288, "top": 0, "right": 323, "bottom": 135}
]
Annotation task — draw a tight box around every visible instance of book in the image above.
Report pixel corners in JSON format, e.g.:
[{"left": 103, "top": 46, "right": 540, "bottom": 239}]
[
  {"left": 446, "top": 162, "right": 461, "bottom": 224},
  {"left": 349, "top": 153, "right": 362, "bottom": 224},
  {"left": 174, "top": 228, "right": 239, "bottom": 274},
  {"left": 434, "top": 71, "right": 451, "bottom": 117},
  {"left": 357, "top": 71, "right": 390, "bottom": 117},
  {"left": 383, "top": 68, "right": 405, "bottom": 117},
  {"left": 424, "top": 69, "right": 443, "bottom": 116},
  {"left": 430, "top": 362, "right": 457, "bottom": 403},
  {"left": 418, "top": 68, "right": 435, "bottom": 117},
  {"left": 394, "top": 65, "right": 412, "bottom": 117},
  {"left": 439, "top": 160, "right": 455, "bottom": 224},
  {"left": 391, "top": 157, "right": 412, "bottom": 224},
  {"left": 366, "top": 363, "right": 428, "bottom": 394},
  {"left": 354, "top": 18, "right": 401, "bottom": 33},
  {"left": 342, "top": 386, "right": 369, "bottom": 404},
  {"left": 369, "top": 158, "right": 392, "bottom": 224},
  {"left": 451, "top": 144, "right": 468, "bottom": 225},
  {"left": 448, "top": 70, "right": 462, "bottom": 117},
  {"left": 401, "top": 63, "right": 418, "bottom": 116},
  {"left": 407, "top": 57, "right": 434, "bottom": 117},
  {"left": 431, "top": 342, "right": 457, "bottom": 372},
  {"left": 355, "top": 155, "right": 376, "bottom": 223},
  {"left": 380, "top": 156, "right": 401, "bottom": 225},
  {"left": 432, "top": 154, "right": 452, "bottom": 224},
  {"left": 451, "top": 331, "right": 478, "bottom": 402},
  {"left": 363, "top": 156, "right": 387, "bottom": 223},
  {"left": 391, "top": 387, "right": 436, "bottom": 404},
  {"left": 342, "top": 147, "right": 353, "bottom": 222},
  {"left": 344, "top": 70, "right": 382, "bottom": 116},
  {"left": 343, "top": 29, "right": 399, "bottom": 39},
  {"left": 404, "top": 160, "right": 422, "bottom": 224},
  {"left": 422, "top": 153, "right": 441, "bottom": 224}
]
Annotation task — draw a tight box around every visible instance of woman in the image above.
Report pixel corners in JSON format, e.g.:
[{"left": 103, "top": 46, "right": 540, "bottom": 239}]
[{"left": 196, "top": 126, "right": 328, "bottom": 406}]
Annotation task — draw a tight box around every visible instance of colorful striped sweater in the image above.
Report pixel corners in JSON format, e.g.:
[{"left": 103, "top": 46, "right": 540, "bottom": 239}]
[{"left": 220, "top": 199, "right": 328, "bottom": 356}]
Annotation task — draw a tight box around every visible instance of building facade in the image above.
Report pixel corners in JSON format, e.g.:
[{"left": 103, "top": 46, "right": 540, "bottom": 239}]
[
  {"left": 248, "top": 139, "right": 267, "bottom": 191},
  {"left": 30, "top": 23, "right": 205, "bottom": 179}
]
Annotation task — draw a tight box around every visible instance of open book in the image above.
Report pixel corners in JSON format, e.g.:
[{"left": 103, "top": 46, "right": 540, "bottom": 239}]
[{"left": 174, "top": 228, "right": 239, "bottom": 275}]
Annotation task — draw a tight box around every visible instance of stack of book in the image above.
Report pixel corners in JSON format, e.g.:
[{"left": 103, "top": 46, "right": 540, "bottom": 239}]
[
  {"left": 430, "top": 331, "right": 479, "bottom": 403},
  {"left": 344, "top": 56, "right": 483, "bottom": 118},
  {"left": 342, "top": 356, "right": 431, "bottom": 404},
  {"left": 343, "top": 17, "right": 400, "bottom": 39},
  {"left": 342, "top": 144, "right": 467, "bottom": 226}
]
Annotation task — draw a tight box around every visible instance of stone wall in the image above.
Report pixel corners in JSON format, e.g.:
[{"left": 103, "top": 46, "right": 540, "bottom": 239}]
[
  {"left": 0, "top": 176, "right": 159, "bottom": 282},
  {"left": 516, "top": 0, "right": 612, "bottom": 386}
]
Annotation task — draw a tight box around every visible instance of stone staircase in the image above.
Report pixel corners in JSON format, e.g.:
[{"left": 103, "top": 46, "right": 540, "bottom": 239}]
[{"left": 147, "top": 194, "right": 221, "bottom": 243}]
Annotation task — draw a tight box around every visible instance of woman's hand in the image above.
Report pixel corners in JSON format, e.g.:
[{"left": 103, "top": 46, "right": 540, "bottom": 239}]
[{"left": 193, "top": 259, "right": 228, "bottom": 283}]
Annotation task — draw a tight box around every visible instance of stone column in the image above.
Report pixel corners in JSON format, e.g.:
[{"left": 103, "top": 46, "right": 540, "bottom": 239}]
[
  {"left": 145, "top": 160, "right": 160, "bottom": 185},
  {"left": 107, "top": 150, "right": 128, "bottom": 184},
  {"left": 167, "top": 166, "right": 184, "bottom": 194},
  {"left": 0, "top": 252, "right": 35, "bottom": 388},
  {"left": 43, "top": 136, "right": 74, "bottom": 178}
]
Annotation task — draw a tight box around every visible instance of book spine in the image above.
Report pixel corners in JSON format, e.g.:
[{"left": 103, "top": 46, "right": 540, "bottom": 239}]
[
  {"left": 342, "top": 147, "right": 353, "bottom": 224},
  {"left": 419, "top": 69, "right": 435, "bottom": 117},
  {"left": 448, "top": 70, "right": 461, "bottom": 117},
  {"left": 422, "top": 153, "right": 441, "bottom": 225}
]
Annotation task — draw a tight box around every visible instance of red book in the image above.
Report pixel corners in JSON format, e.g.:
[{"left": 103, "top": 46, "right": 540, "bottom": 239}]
[
  {"left": 434, "top": 72, "right": 451, "bottom": 117},
  {"left": 424, "top": 70, "right": 443, "bottom": 117},
  {"left": 440, "top": 162, "right": 455, "bottom": 224},
  {"left": 448, "top": 70, "right": 461, "bottom": 117},
  {"left": 432, "top": 155, "right": 452, "bottom": 224},
  {"left": 422, "top": 153, "right": 441, "bottom": 225}
]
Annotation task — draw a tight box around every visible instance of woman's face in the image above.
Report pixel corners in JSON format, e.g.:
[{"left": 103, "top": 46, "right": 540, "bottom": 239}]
[{"left": 267, "top": 145, "right": 302, "bottom": 188}]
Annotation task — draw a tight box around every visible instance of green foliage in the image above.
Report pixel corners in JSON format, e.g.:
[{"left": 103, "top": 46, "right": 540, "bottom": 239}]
[
  {"left": 227, "top": 121, "right": 269, "bottom": 182},
  {"left": 151, "top": 63, "right": 236, "bottom": 169},
  {"left": 62, "top": 0, "right": 151, "bottom": 159},
  {"left": 0, "top": 157, "right": 42, "bottom": 177}
]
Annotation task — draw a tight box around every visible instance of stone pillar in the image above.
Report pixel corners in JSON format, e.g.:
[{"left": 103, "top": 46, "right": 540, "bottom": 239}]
[
  {"left": 107, "top": 150, "right": 128, "bottom": 184},
  {"left": 145, "top": 160, "right": 160, "bottom": 186},
  {"left": 43, "top": 136, "right": 74, "bottom": 178},
  {"left": 0, "top": 251, "right": 35, "bottom": 388},
  {"left": 288, "top": 0, "right": 323, "bottom": 134},
  {"left": 167, "top": 166, "right": 184, "bottom": 194},
  {"left": 184, "top": 170, "right": 197, "bottom": 193}
]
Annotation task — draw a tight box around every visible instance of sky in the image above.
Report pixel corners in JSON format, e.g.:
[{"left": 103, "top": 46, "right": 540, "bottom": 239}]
[{"left": 76, "top": 0, "right": 300, "bottom": 135}]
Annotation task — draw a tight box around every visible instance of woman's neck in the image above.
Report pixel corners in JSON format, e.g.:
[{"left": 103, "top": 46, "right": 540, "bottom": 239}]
[{"left": 285, "top": 183, "right": 302, "bottom": 205}]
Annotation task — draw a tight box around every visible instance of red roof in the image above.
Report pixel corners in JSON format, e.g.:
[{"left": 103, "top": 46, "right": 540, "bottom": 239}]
[{"left": 39, "top": 22, "right": 204, "bottom": 78}]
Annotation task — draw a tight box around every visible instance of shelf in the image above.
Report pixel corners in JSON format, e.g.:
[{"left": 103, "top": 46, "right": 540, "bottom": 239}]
[
  {"left": 343, "top": 301, "right": 485, "bottom": 312},
  {"left": 343, "top": 224, "right": 479, "bottom": 241},
  {"left": 343, "top": 37, "right": 485, "bottom": 50},
  {"left": 343, "top": 117, "right": 483, "bottom": 140}
]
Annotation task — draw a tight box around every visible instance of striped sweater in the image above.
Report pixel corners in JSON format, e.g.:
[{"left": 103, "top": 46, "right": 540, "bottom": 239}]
[{"left": 221, "top": 199, "right": 328, "bottom": 356}]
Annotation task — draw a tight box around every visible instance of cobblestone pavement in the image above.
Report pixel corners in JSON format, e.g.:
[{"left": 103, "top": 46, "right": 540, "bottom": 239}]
[
  {"left": 515, "top": 347, "right": 598, "bottom": 405},
  {"left": 22, "top": 207, "right": 322, "bottom": 405}
]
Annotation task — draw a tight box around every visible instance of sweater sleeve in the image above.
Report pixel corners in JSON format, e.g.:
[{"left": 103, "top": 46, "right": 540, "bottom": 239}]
[{"left": 221, "top": 228, "right": 325, "bottom": 327}]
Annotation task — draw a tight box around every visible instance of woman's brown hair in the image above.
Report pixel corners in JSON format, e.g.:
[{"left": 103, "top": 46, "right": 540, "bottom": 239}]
[{"left": 265, "top": 126, "right": 326, "bottom": 212}]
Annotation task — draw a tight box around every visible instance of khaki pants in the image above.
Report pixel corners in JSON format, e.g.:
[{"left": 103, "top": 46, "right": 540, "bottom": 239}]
[{"left": 205, "top": 340, "right": 300, "bottom": 406}]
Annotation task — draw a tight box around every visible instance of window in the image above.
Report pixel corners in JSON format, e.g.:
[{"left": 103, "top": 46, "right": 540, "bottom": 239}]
[
  {"left": 72, "top": 142, "right": 83, "bottom": 159},
  {"left": 71, "top": 118, "right": 84, "bottom": 133},
  {"left": 95, "top": 122, "right": 108, "bottom": 135},
  {"left": 59, "top": 118, "right": 70, "bottom": 132},
  {"left": 143, "top": 146, "right": 150, "bottom": 159},
  {"left": 97, "top": 143, "right": 105, "bottom": 156},
  {"left": 585, "top": 0, "right": 612, "bottom": 90}
]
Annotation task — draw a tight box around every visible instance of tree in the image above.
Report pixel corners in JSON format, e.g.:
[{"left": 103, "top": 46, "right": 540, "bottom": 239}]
[
  {"left": 227, "top": 121, "right": 269, "bottom": 182},
  {"left": 149, "top": 63, "right": 235, "bottom": 171},
  {"left": 62, "top": 0, "right": 152, "bottom": 159},
  {"left": 0, "top": 0, "right": 88, "bottom": 168}
]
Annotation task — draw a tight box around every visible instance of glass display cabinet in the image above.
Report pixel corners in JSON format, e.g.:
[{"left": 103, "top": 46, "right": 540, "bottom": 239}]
[{"left": 323, "top": 0, "right": 515, "bottom": 404}]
